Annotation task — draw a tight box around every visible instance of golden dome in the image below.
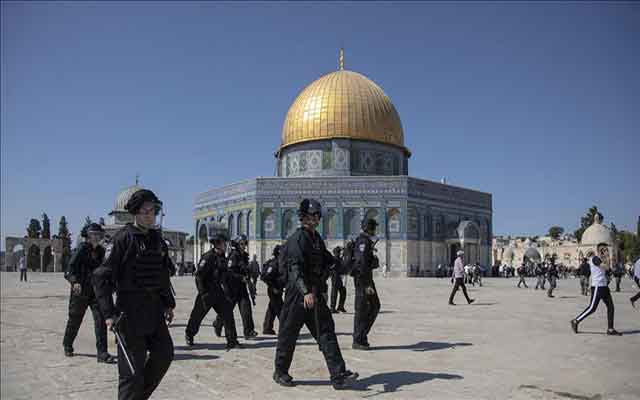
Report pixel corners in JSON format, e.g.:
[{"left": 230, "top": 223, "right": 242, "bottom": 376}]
[{"left": 280, "top": 69, "right": 407, "bottom": 154}]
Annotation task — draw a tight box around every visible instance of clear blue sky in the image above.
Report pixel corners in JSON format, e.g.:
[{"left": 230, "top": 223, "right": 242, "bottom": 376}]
[{"left": 1, "top": 2, "right": 638, "bottom": 249}]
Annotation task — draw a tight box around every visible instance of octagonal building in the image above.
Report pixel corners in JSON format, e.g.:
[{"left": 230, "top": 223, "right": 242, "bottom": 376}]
[{"left": 193, "top": 53, "right": 493, "bottom": 276}]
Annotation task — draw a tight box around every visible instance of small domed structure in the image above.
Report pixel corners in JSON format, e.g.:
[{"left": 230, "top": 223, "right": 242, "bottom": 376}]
[{"left": 580, "top": 214, "right": 614, "bottom": 246}]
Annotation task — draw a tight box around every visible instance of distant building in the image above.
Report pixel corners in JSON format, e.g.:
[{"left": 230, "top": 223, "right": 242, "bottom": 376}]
[{"left": 493, "top": 214, "right": 619, "bottom": 268}]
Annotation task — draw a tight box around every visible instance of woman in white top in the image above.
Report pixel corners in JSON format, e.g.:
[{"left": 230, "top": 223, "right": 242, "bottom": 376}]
[{"left": 571, "top": 250, "right": 622, "bottom": 336}]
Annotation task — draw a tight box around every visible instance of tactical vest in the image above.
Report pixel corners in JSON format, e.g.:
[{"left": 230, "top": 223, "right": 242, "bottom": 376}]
[{"left": 132, "top": 238, "right": 168, "bottom": 291}]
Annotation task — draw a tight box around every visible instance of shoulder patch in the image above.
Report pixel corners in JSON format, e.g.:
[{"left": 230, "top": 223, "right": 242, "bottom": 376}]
[
  {"left": 358, "top": 244, "right": 366, "bottom": 252},
  {"left": 104, "top": 244, "right": 113, "bottom": 260},
  {"left": 228, "top": 259, "right": 233, "bottom": 267},
  {"left": 198, "top": 258, "right": 206, "bottom": 268}
]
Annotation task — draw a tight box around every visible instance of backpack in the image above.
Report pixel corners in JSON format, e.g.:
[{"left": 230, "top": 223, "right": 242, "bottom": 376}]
[
  {"left": 276, "top": 239, "right": 292, "bottom": 290},
  {"left": 343, "top": 240, "right": 357, "bottom": 276}
]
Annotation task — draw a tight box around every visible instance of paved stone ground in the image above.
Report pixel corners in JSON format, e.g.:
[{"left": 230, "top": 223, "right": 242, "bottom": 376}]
[{"left": 1, "top": 272, "right": 639, "bottom": 400}]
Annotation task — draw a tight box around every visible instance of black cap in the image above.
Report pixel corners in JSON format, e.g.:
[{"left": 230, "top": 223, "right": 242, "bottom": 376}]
[
  {"left": 207, "top": 222, "right": 229, "bottom": 243},
  {"left": 125, "top": 189, "right": 162, "bottom": 215},
  {"left": 273, "top": 244, "right": 282, "bottom": 257},
  {"left": 361, "top": 218, "right": 378, "bottom": 231},
  {"left": 592, "top": 256, "right": 602, "bottom": 266},
  {"left": 298, "top": 198, "right": 322, "bottom": 219},
  {"left": 81, "top": 222, "right": 104, "bottom": 238}
]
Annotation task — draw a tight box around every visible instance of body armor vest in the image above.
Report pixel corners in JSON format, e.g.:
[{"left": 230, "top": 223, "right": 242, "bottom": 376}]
[{"left": 132, "top": 238, "right": 168, "bottom": 291}]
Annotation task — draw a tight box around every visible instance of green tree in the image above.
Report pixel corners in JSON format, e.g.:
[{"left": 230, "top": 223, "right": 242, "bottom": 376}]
[
  {"left": 27, "top": 218, "right": 42, "bottom": 238},
  {"left": 58, "top": 216, "right": 72, "bottom": 270},
  {"left": 548, "top": 226, "right": 564, "bottom": 239},
  {"left": 574, "top": 206, "right": 603, "bottom": 242},
  {"left": 41, "top": 213, "right": 51, "bottom": 239}
]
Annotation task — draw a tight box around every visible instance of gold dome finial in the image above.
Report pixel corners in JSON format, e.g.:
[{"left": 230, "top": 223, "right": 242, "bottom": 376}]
[{"left": 339, "top": 48, "right": 344, "bottom": 70}]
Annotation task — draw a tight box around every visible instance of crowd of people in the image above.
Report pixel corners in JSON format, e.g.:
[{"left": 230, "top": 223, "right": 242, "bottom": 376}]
[{"left": 50, "top": 187, "right": 639, "bottom": 399}]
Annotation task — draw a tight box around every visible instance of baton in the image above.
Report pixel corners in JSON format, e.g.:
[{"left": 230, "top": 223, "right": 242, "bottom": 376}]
[{"left": 111, "top": 315, "right": 136, "bottom": 375}]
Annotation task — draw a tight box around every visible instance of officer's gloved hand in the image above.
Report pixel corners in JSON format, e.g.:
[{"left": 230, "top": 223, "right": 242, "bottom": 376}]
[
  {"left": 72, "top": 283, "right": 81, "bottom": 295},
  {"left": 365, "top": 287, "right": 375, "bottom": 296},
  {"left": 164, "top": 308, "right": 174, "bottom": 325}
]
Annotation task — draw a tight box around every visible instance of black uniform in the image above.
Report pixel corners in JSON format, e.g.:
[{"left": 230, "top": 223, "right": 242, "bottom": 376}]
[
  {"left": 274, "top": 227, "right": 349, "bottom": 383},
  {"left": 547, "top": 264, "right": 559, "bottom": 297},
  {"left": 516, "top": 266, "right": 528, "bottom": 288},
  {"left": 578, "top": 261, "right": 591, "bottom": 296},
  {"left": 352, "top": 233, "right": 381, "bottom": 347},
  {"left": 63, "top": 242, "right": 110, "bottom": 359},
  {"left": 613, "top": 265, "right": 624, "bottom": 292},
  {"left": 213, "top": 247, "right": 256, "bottom": 337},
  {"left": 186, "top": 249, "right": 238, "bottom": 345},
  {"left": 261, "top": 256, "right": 284, "bottom": 334},
  {"left": 93, "top": 224, "right": 175, "bottom": 400},
  {"left": 330, "top": 257, "right": 347, "bottom": 312}
]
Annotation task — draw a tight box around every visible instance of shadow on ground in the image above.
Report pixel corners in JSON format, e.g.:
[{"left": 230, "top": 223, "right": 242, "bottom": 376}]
[
  {"left": 371, "top": 341, "right": 472, "bottom": 352},
  {"left": 173, "top": 353, "right": 219, "bottom": 361},
  {"left": 295, "top": 371, "right": 463, "bottom": 393}
]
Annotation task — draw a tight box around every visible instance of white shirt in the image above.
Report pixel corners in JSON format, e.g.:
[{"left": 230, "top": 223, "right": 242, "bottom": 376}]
[
  {"left": 590, "top": 257, "right": 608, "bottom": 287},
  {"left": 453, "top": 257, "right": 465, "bottom": 278},
  {"left": 634, "top": 259, "right": 640, "bottom": 280}
]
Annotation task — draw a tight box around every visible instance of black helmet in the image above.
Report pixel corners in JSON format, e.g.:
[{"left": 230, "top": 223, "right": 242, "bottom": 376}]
[
  {"left": 81, "top": 222, "right": 104, "bottom": 238},
  {"left": 361, "top": 218, "right": 378, "bottom": 232},
  {"left": 234, "top": 234, "right": 248, "bottom": 245},
  {"left": 332, "top": 246, "right": 343, "bottom": 256},
  {"left": 207, "top": 222, "right": 229, "bottom": 243},
  {"left": 273, "top": 244, "right": 282, "bottom": 257},
  {"left": 298, "top": 198, "right": 322, "bottom": 219},
  {"left": 591, "top": 256, "right": 602, "bottom": 266},
  {"left": 125, "top": 189, "right": 162, "bottom": 215}
]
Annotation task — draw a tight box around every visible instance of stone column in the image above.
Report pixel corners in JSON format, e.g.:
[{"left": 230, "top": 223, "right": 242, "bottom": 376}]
[{"left": 40, "top": 249, "right": 44, "bottom": 272}]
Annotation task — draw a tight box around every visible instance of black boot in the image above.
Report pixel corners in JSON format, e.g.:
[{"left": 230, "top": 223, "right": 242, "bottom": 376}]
[{"left": 273, "top": 371, "right": 295, "bottom": 387}]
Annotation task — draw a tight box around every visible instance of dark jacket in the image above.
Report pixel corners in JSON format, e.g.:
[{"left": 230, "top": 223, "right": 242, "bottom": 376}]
[
  {"left": 195, "top": 249, "right": 230, "bottom": 304},
  {"left": 353, "top": 233, "right": 378, "bottom": 287},
  {"left": 65, "top": 242, "right": 105, "bottom": 297},
  {"left": 92, "top": 224, "right": 175, "bottom": 326},
  {"left": 282, "top": 227, "right": 334, "bottom": 296}
]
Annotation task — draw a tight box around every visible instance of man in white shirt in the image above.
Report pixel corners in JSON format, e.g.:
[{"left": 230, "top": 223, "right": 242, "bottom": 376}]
[
  {"left": 571, "top": 248, "right": 622, "bottom": 336},
  {"left": 448, "top": 250, "right": 475, "bottom": 305},
  {"left": 18, "top": 256, "right": 27, "bottom": 282},
  {"left": 630, "top": 257, "right": 640, "bottom": 308}
]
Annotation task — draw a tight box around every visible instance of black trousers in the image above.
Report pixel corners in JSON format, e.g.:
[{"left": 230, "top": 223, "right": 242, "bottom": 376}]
[
  {"left": 62, "top": 291, "right": 108, "bottom": 357},
  {"left": 575, "top": 286, "right": 615, "bottom": 330},
  {"left": 449, "top": 278, "right": 472, "bottom": 304},
  {"left": 118, "top": 317, "right": 173, "bottom": 400},
  {"left": 263, "top": 286, "right": 283, "bottom": 332},
  {"left": 517, "top": 276, "right": 528, "bottom": 288},
  {"left": 614, "top": 276, "right": 622, "bottom": 292},
  {"left": 186, "top": 293, "right": 237, "bottom": 343},
  {"left": 19, "top": 270, "right": 27, "bottom": 281},
  {"left": 330, "top": 274, "right": 346, "bottom": 310},
  {"left": 547, "top": 277, "right": 557, "bottom": 296},
  {"left": 274, "top": 290, "right": 346, "bottom": 381},
  {"left": 353, "top": 281, "right": 380, "bottom": 345},
  {"left": 213, "top": 283, "right": 255, "bottom": 336}
]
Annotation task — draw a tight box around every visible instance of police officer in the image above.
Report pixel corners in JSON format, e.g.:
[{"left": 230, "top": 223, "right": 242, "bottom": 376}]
[
  {"left": 352, "top": 218, "right": 381, "bottom": 350},
  {"left": 185, "top": 223, "right": 240, "bottom": 349},
  {"left": 273, "top": 199, "right": 358, "bottom": 390},
  {"left": 612, "top": 263, "right": 625, "bottom": 292},
  {"left": 63, "top": 223, "right": 116, "bottom": 363},
  {"left": 261, "top": 245, "right": 284, "bottom": 335},
  {"left": 330, "top": 246, "right": 347, "bottom": 314},
  {"left": 516, "top": 263, "right": 528, "bottom": 288},
  {"left": 534, "top": 263, "right": 544, "bottom": 290},
  {"left": 213, "top": 234, "right": 258, "bottom": 340},
  {"left": 547, "top": 260, "right": 559, "bottom": 298},
  {"left": 93, "top": 189, "right": 175, "bottom": 400},
  {"left": 577, "top": 258, "right": 590, "bottom": 296}
]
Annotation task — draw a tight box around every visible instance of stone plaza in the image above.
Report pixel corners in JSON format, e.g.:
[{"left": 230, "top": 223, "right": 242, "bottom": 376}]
[{"left": 1, "top": 272, "right": 638, "bottom": 400}]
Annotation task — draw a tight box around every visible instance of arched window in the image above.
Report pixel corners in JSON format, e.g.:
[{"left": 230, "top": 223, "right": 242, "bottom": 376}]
[
  {"left": 262, "top": 209, "right": 275, "bottom": 237},
  {"left": 237, "top": 212, "right": 245, "bottom": 237},
  {"left": 282, "top": 210, "right": 298, "bottom": 238},
  {"left": 228, "top": 215, "right": 234, "bottom": 238},
  {"left": 388, "top": 208, "right": 401, "bottom": 234},
  {"left": 324, "top": 209, "right": 338, "bottom": 238}
]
